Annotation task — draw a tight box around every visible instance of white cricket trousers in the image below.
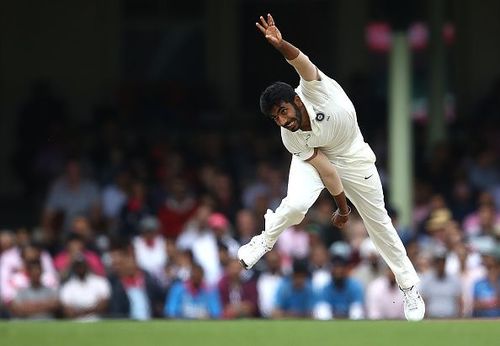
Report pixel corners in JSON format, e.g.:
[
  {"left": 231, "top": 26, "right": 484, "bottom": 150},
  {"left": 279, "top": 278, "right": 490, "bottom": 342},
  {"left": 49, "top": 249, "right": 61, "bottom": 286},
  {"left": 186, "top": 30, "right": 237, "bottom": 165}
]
[{"left": 264, "top": 155, "right": 419, "bottom": 289}]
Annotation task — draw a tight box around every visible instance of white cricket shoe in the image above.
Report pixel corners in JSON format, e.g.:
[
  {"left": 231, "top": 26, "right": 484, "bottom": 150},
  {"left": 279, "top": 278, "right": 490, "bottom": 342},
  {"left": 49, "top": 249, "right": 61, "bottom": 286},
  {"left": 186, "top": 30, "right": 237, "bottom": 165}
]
[
  {"left": 238, "top": 233, "right": 273, "bottom": 269},
  {"left": 401, "top": 286, "right": 425, "bottom": 321}
]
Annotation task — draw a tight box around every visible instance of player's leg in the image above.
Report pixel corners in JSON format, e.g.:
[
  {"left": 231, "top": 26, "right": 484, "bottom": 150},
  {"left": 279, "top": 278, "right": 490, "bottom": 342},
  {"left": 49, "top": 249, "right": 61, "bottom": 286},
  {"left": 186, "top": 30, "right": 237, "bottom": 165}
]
[
  {"left": 238, "top": 156, "right": 325, "bottom": 269},
  {"left": 337, "top": 163, "right": 425, "bottom": 321}
]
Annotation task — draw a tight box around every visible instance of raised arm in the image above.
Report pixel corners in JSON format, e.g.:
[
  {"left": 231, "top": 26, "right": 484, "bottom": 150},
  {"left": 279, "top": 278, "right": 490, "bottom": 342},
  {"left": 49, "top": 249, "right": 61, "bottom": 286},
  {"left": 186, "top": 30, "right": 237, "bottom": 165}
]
[{"left": 256, "top": 13, "right": 319, "bottom": 81}]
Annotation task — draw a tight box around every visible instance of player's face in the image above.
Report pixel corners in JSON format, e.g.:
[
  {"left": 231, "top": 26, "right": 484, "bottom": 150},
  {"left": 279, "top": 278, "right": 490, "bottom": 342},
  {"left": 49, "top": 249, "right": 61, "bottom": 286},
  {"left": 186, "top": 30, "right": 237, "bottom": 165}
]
[{"left": 270, "top": 101, "right": 304, "bottom": 132}]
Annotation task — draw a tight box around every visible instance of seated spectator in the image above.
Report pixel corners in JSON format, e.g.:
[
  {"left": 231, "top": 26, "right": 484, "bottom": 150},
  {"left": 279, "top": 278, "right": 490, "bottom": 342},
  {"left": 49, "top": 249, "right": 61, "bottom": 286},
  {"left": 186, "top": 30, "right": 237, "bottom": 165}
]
[
  {"left": 234, "top": 209, "right": 259, "bottom": 245},
  {"left": 107, "top": 242, "right": 165, "bottom": 320},
  {"left": 309, "top": 244, "right": 331, "bottom": 293},
  {"left": 273, "top": 259, "right": 314, "bottom": 319},
  {"left": 208, "top": 213, "right": 239, "bottom": 257},
  {"left": 119, "top": 180, "right": 152, "bottom": 238},
  {"left": 277, "top": 224, "right": 310, "bottom": 268},
  {"left": 54, "top": 233, "right": 105, "bottom": 279},
  {"left": 257, "top": 251, "right": 283, "bottom": 318},
  {"left": 366, "top": 264, "right": 404, "bottom": 320},
  {"left": 101, "top": 169, "right": 130, "bottom": 232},
  {"left": 472, "top": 250, "right": 500, "bottom": 318},
  {"left": 132, "top": 216, "right": 168, "bottom": 281},
  {"left": 42, "top": 159, "right": 101, "bottom": 235},
  {"left": 60, "top": 255, "right": 111, "bottom": 321},
  {"left": 218, "top": 259, "right": 259, "bottom": 319},
  {"left": 1, "top": 243, "right": 58, "bottom": 304},
  {"left": 164, "top": 249, "right": 194, "bottom": 286},
  {"left": 165, "top": 263, "right": 221, "bottom": 319},
  {"left": 10, "top": 260, "right": 59, "bottom": 319},
  {"left": 314, "top": 255, "right": 364, "bottom": 320},
  {"left": 420, "top": 251, "right": 462, "bottom": 318},
  {"left": 351, "top": 238, "right": 384, "bottom": 290},
  {"left": 157, "top": 177, "right": 197, "bottom": 240}
]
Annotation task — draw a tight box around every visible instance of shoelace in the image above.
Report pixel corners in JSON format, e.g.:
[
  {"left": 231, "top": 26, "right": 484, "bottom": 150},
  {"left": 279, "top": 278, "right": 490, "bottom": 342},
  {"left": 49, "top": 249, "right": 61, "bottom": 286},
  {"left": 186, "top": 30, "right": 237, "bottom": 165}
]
[
  {"left": 403, "top": 289, "right": 420, "bottom": 310},
  {"left": 250, "top": 235, "right": 272, "bottom": 250}
]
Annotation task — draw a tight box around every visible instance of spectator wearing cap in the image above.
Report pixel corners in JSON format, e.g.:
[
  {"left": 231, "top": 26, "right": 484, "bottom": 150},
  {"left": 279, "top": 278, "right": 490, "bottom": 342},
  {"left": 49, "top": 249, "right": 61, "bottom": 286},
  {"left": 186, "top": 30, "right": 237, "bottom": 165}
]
[
  {"left": 60, "top": 255, "right": 111, "bottom": 321},
  {"left": 272, "top": 259, "right": 314, "bottom": 319},
  {"left": 133, "top": 216, "right": 168, "bottom": 281},
  {"left": 314, "top": 255, "right": 364, "bottom": 320},
  {"left": 208, "top": 212, "right": 239, "bottom": 257},
  {"left": 420, "top": 250, "right": 462, "bottom": 318},
  {"left": 366, "top": 263, "right": 404, "bottom": 320},
  {"left": 183, "top": 212, "right": 237, "bottom": 286}
]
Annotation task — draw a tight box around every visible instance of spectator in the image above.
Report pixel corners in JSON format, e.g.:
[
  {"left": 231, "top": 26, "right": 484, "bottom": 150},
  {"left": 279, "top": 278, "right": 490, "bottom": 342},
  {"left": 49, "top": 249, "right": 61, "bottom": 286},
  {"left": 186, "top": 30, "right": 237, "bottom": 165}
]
[
  {"left": 235, "top": 209, "right": 259, "bottom": 245},
  {"left": 119, "top": 180, "right": 152, "bottom": 238},
  {"left": 420, "top": 251, "right": 462, "bottom": 318},
  {"left": 1, "top": 243, "right": 58, "bottom": 304},
  {"left": 42, "top": 159, "right": 101, "bottom": 235},
  {"left": 472, "top": 250, "right": 500, "bottom": 318},
  {"left": 257, "top": 251, "right": 283, "bottom": 318},
  {"left": 273, "top": 259, "right": 314, "bottom": 319},
  {"left": 309, "top": 244, "right": 331, "bottom": 293},
  {"left": 107, "top": 242, "right": 165, "bottom": 320},
  {"left": 157, "top": 177, "right": 197, "bottom": 240},
  {"left": 277, "top": 223, "right": 310, "bottom": 268},
  {"left": 351, "top": 238, "right": 384, "bottom": 290},
  {"left": 10, "top": 260, "right": 59, "bottom": 320},
  {"left": 54, "top": 233, "right": 105, "bottom": 279},
  {"left": 132, "top": 216, "right": 168, "bottom": 281},
  {"left": 314, "top": 255, "right": 364, "bottom": 320},
  {"left": 101, "top": 169, "right": 130, "bottom": 232},
  {"left": 165, "top": 263, "right": 221, "bottom": 319},
  {"left": 366, "top": 264, "right": 404, "bottom": 320},
  {"left": 207, "top": 212, "right": 239, "bottom": 257},
  {"left": 218, "top": 259, "right": 259, "bottom": 319},
  {"left": 60, "top": 255, "right": 111, "bottom": 321}
]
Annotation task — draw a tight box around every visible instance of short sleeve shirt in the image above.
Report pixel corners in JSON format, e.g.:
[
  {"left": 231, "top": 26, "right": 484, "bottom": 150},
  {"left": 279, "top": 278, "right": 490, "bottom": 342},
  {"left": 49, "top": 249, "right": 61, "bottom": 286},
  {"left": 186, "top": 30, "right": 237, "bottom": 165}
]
[{"left": 281, "top": 70, "right": 375, "bottom": 165}]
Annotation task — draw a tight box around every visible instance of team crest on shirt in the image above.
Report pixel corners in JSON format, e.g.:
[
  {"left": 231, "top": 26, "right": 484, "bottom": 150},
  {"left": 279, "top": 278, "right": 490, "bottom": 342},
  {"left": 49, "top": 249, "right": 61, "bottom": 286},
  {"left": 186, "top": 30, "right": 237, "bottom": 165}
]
[{"left": 315, "top": 112, "right": 325, "bottom": 121}]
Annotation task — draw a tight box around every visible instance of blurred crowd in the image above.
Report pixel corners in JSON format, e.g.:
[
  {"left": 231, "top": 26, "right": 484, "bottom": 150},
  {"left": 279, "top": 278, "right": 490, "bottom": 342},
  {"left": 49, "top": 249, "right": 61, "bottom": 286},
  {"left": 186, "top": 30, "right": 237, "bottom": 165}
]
[{"left": 0, "top": 78, "right": 499, "bottom": 320}]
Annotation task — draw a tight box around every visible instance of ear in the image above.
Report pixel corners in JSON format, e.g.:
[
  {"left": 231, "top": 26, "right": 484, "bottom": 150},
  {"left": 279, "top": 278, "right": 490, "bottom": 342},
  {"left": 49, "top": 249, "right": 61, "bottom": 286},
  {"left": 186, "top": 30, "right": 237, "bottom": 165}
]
[{"left": 293, "top": 95, "right": 303, "bottom": 107}]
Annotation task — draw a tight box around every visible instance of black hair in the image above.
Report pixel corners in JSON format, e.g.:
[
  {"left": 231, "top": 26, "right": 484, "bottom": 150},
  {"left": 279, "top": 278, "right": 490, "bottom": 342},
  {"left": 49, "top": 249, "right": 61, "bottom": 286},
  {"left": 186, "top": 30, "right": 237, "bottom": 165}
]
[{"left": 259, "top": 82, "right": 297, "bottom": 117}]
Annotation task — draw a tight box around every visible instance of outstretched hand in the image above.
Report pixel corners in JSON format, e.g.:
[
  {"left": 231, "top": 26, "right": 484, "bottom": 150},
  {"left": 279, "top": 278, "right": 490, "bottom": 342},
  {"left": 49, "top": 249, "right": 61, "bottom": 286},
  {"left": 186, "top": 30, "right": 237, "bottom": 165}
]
[{"left": 256, "top": 13, "right": 282, "bottom": 48}]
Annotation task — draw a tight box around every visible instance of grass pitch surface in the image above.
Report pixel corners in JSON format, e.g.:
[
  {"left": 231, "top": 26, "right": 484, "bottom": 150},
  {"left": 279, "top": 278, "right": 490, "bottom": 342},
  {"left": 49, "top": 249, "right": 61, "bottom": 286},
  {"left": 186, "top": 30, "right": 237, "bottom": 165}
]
[{"left": 1, "top": 320, "right": 498, "bottom": 346}]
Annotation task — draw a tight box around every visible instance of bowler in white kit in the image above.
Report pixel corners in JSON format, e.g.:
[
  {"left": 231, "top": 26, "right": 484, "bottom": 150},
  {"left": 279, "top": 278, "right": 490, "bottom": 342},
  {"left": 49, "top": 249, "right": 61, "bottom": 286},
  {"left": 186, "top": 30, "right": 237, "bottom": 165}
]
[{"left": 238, "top": 13, "right": 425, "bottom": 321}]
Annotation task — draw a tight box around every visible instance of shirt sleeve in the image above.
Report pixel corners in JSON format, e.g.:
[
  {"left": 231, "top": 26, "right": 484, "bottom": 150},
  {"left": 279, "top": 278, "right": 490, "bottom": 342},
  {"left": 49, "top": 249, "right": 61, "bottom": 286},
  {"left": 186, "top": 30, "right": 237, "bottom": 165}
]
[
  {"left": 296, "top": 70, "right": 344, "bottom": 106},
  {"left": 281, "top": 130, "right": 314, "bottom": 161}
]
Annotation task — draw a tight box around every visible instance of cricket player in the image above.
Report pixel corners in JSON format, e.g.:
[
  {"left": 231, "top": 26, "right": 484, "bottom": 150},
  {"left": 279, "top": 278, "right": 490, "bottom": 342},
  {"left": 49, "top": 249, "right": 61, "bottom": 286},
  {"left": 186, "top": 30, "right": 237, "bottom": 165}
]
[{"left": 238, "top": 13, "right": 425, "bottom": 321}]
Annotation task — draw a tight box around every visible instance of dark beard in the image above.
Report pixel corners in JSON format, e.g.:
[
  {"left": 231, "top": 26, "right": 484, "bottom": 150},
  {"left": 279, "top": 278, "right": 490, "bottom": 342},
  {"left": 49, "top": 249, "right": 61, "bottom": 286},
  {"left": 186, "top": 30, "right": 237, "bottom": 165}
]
[{"left": 292, "top": 103, "right": 303, "bottom": 129}]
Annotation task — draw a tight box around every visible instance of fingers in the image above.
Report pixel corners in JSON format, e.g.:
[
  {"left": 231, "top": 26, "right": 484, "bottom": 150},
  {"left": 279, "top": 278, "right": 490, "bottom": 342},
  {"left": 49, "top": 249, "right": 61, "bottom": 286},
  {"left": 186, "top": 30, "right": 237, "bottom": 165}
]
[
  {"left": 267, "top": 13, "right": 275, "bottom": 26},
  {"left": 256, "top": 22, "right": 266, "bottom": 34},
  {"left": 259, "top": 16, "right": 269, "bottom": 29}
]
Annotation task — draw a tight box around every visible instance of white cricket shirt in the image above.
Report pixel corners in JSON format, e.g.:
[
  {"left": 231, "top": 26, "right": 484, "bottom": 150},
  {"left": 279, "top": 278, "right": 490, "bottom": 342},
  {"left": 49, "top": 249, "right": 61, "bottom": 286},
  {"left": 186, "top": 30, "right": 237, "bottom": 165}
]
[{"left": 281, "top": 70, "right": 376, "bottom": 167}]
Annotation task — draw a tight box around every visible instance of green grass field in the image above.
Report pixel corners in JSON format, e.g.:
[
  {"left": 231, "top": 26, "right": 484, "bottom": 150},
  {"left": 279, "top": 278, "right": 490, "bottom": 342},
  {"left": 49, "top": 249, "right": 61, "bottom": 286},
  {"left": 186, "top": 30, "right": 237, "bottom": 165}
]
[{"left": 1, "top": 320, "right": 499, "bottom": 346}]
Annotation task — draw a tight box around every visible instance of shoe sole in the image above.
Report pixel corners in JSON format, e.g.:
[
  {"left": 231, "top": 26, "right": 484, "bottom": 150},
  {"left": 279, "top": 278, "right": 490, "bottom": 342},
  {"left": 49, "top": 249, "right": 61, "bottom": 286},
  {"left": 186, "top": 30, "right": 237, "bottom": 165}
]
[{"left": 239, "top": 258, "right": 249, "bottom": 269}]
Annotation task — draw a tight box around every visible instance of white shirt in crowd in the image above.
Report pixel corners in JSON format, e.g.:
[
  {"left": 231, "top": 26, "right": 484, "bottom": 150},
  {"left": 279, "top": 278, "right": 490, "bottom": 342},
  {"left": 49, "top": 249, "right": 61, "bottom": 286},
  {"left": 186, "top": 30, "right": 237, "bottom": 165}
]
[
  {"left": 133, "top": 235, "right": 167, "bottom": 279},
  {"left": 60, "top": 273, "right": 111, "bottom": 321}
]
